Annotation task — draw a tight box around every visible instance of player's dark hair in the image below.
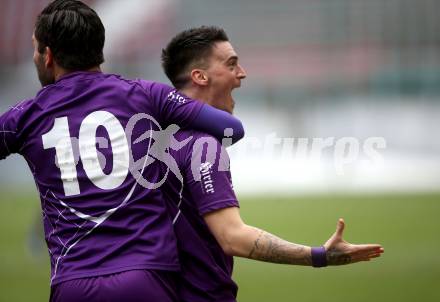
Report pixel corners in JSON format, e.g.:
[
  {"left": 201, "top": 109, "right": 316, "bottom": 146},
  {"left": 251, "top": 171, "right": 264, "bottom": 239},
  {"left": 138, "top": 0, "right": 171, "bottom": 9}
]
[
  {"left": 162, "top": 26, "right": 229, "bottom": 89},
  {"left": 34, "top": 0, "right": 105, "bottom": 71}
]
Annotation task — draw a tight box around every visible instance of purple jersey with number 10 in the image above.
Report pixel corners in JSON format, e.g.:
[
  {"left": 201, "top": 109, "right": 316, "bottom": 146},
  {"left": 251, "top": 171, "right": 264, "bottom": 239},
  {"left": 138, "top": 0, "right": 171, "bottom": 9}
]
[{"left": 0, "top": 71, "right": 209, "bottom": 285}]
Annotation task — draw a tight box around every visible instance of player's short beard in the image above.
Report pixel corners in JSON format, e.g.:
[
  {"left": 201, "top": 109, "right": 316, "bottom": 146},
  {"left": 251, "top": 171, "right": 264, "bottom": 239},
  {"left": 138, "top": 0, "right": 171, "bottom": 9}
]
[{"left": 35, "top": 54, "right": 55, "bottom": 87}]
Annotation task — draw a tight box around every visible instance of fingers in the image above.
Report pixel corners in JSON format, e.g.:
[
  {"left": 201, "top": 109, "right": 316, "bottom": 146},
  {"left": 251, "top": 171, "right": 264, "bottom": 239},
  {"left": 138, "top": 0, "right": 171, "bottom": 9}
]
[
  {"left": 350, "top": 247, "right": 384, "bottom": 262},
  {"left": 351, "top": 251, "right": 383, "bottom": 263},
  {"left": 352, "top": 248, "right": 384, "bottom": 258},
  {"left": 352, "top": 244, "right": 384, "bottom": 253},
  {"left": 333, "top": 243, "right": 384, "bottom": 265},
  {"left": 358, "top": 245, "right": 383, "bottom": 253},
  {"left": 323, "top": 219, "right": 347, "bottom": 250},
  {"left": 335, "top": 218, "right": 345, "bottom": 237}
]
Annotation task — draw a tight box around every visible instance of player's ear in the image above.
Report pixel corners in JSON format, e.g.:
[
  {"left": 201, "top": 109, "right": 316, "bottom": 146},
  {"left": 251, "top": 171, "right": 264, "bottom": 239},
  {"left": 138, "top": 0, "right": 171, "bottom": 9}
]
[
  {"left": 191, "top": 69, "right": 209, "bottom": 87},
  {"left": 44, "top": 46, "right": 54, "bottom": 69}
]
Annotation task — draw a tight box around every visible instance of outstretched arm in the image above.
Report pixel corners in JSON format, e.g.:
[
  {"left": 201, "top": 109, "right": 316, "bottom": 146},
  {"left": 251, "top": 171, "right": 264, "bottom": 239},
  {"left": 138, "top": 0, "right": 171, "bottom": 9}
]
[{"left": 204, "top": 207, "right": 384, "bottom": 267}]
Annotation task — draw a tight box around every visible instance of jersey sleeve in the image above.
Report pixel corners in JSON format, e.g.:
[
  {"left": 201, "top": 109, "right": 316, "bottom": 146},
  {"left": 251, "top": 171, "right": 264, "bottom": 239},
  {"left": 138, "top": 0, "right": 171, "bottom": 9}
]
[
  {"left": 191, "top": 105, "right": 244, "bottom": 144},
  {"left": 137, "top": 80, "right": 244, "bottom": 144},
  {"left": 0, "top": 105, "right": 23, "bottom": 160},
  {"left": 137, "top": 80, "right": 203, "bottom": 127},
  {"left": 183, "top": 133, "right": 239, "bottom": 216}
]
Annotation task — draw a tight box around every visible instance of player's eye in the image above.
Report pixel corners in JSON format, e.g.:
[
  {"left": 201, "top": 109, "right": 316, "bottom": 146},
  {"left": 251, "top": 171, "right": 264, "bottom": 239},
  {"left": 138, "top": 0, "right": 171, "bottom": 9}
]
[{"left": 228, "top": 61, "right": 237, "bottom": 69}]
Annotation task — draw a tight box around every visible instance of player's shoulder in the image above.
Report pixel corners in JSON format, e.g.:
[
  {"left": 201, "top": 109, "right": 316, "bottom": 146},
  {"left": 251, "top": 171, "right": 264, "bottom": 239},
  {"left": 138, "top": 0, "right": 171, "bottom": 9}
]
[
  {"left": 2, "top": 98, "right": 36, "bottom": 115},
  {"left": 173, "top": 129, "right": 221, "bottom": 157},
  {"left": 13, "top": 98, "right": 35, "bottom": 109},
  {"left": 93, "top": 73, "right": 153, "bottom": 91},
  {"left": 0, "top": 98, "right": 37, "bottom": 134},
  {"left": 133, "top": 79, "right": 172, "bottom": 93},
  {"left": 176, "top": 129, "right": 220, "bottom": 145}
]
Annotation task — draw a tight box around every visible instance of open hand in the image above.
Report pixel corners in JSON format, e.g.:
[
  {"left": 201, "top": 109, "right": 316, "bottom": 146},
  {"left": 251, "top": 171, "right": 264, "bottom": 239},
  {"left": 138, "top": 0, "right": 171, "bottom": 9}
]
[{"left": 323, "top": 218, "right": 384, "bottom": 265}]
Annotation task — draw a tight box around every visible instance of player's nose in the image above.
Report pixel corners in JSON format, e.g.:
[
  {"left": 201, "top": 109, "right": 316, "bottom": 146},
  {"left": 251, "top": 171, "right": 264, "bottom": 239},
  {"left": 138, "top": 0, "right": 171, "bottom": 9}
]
[{"left": 237, "top": 64, "right": 247, "bottom": 80}]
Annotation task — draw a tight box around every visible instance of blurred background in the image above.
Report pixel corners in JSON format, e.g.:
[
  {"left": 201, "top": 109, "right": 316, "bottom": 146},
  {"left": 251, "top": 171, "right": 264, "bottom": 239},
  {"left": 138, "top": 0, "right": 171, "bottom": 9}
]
[{"left": 0, "top": 0, "right": 439, "bottom": 301}]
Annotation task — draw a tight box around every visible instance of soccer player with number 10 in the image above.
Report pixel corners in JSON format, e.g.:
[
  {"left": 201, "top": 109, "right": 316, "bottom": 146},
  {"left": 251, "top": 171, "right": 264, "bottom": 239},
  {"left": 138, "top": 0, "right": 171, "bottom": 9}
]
[{"left": 0, "top": 1, "right": 244, "bottom": 301}]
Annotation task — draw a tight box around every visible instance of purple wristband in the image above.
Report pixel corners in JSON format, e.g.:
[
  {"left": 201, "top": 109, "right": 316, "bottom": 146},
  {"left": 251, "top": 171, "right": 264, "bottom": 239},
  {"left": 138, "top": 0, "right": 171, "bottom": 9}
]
[{"left": 311, "top": 246, "right": 327, "bottom": 267}]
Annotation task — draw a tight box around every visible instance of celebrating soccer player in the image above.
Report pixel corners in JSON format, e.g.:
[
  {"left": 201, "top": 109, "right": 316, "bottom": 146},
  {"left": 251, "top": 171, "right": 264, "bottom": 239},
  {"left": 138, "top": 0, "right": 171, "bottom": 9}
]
[
  {"left": 160, "top": 26, "right": 385, "bottom": 302},
  {"left": 0, "top": 1, "right": 245, "bottom": 301}
]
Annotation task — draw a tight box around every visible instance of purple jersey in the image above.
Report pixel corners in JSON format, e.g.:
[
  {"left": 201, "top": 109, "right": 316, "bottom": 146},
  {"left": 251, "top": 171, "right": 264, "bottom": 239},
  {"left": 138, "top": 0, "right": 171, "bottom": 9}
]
[
  {"left": 163, "top": 130, "right": 239, "bottom": 302},
  {"left": 0, "top": 71, "right": 216, "bottom": 285}
]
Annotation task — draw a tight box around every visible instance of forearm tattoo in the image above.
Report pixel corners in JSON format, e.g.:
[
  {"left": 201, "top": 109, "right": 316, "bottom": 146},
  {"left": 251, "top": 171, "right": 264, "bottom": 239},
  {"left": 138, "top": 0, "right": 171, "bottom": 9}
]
[
  {"left": 326, "top": 247, "right": 352, "bottom": 265},
  {"left": 247, "top": 229, "right": 312, "bottom": 266}
]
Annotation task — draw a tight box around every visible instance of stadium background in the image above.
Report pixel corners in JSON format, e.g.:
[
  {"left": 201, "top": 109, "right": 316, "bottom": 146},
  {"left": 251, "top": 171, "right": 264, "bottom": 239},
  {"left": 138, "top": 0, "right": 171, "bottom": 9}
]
[{"left": 0, "top": 0, "right": 439, "bottom": 301}]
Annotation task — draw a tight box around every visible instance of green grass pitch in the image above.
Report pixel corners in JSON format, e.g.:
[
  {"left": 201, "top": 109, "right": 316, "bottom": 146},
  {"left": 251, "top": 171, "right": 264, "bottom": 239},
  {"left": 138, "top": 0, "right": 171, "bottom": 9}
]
[{"left": 0, "top": 190, "right": 439, "bottom": 302}]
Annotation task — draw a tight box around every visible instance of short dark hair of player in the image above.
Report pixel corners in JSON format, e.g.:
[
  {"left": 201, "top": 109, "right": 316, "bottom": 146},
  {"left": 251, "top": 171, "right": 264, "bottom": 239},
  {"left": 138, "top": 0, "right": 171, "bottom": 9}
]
[
  {"left": 34, "top": 0, "right": 105, "bottom": 71},
  {"left": 161, "top": 26, "right": 229, "bottom": 89}
]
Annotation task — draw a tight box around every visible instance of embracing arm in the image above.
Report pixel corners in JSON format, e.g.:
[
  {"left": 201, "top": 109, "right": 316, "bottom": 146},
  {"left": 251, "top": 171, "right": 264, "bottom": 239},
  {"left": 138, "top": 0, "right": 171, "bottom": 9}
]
[
  {"left": 204, "top": 207, "right": 384, "bottom": 267},
  {"left": 142, "top": 81, "right": 245, "bottom": 144},
  {"left": 191, "top": 104, "right": 244, "bottom": 144}
]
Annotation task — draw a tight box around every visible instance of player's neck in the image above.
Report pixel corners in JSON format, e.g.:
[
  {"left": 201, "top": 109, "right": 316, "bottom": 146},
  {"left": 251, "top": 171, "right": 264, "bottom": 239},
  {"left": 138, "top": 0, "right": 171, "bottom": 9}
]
[
  {"left": 54, "top": 65, "right": 102, "bottom": 82},
  {"left": 180, "top": 86, "right": 214, "bottom": 106}
]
